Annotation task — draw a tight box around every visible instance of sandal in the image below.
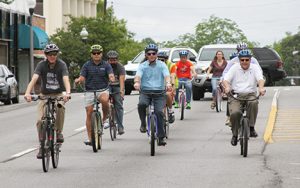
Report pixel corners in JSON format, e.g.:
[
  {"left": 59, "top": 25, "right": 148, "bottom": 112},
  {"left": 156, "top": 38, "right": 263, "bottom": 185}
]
[{"left": 210, "top": 102, "right": 216, "bottom": 109}]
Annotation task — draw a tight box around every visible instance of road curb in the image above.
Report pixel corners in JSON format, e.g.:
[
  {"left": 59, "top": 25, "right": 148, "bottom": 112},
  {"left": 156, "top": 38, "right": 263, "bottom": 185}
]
[{"left": 263, "top": 89, "right": 280, "bottom": 144}]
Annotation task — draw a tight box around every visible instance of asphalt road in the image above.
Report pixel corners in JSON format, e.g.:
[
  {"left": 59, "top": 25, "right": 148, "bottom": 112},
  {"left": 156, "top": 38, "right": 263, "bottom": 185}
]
[{"left": 0, "top": 87, "right": 299, "bottom": 188}]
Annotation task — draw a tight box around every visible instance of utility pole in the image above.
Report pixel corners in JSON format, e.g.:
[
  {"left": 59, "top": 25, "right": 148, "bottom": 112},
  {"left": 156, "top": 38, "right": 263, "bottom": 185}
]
[{"left": 104, "top": 0, "right": 107, "bottom": 16}]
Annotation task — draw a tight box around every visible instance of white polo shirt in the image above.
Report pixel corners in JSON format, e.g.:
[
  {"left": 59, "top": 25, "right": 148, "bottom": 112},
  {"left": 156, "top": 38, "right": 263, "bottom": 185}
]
[{"left": 224, "top": 63, "right": 263, "bottom": 93}]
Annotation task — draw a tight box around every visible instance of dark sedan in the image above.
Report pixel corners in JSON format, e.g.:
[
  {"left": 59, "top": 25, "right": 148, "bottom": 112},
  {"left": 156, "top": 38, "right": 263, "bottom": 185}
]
[{"left": 0, "top": 64, "right": 19, "bottom": 105}]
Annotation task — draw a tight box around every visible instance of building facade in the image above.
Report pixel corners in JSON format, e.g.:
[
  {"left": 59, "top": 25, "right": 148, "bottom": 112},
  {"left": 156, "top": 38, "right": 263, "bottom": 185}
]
[{"left": 44, "top": 0, "right": 99, "bottom": 36}]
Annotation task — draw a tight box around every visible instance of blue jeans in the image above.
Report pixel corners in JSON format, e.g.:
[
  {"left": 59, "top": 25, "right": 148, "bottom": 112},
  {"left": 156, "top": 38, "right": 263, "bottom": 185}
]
[
  {"left": 138, "top": 90, "right": 166, "bottom": 138},
  {"left": 175, "top": 78, "right": 192, "bottom": 103},
  {"left": 109, "top": 86, "right": 124, "bottom": 129},
  {"left": 211, "top": 77, "right": 220, "bottom": 97}
]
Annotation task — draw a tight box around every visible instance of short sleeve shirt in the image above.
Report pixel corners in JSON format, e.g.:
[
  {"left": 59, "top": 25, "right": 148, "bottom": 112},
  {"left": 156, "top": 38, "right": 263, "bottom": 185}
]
[
  {"left": 111, "top": 62, "right": 125, "bottom": 86},
  {"left": 80, "top": 60, "right": 113, "bottom": 90},
  {"left": 224, "top": 63, "right": 263, "bottom": 93},
  {"left": 209, "top": 60, "right": 227, "bottom": 77},
  {"left": 175, "top": 60, "right": 193, "bottom": 79},
  {"left": 34, "top": 59, "right": 69, "bottom": 94},
  {"left": 136, "top": 59, "right": 170, "bottom": 91}
]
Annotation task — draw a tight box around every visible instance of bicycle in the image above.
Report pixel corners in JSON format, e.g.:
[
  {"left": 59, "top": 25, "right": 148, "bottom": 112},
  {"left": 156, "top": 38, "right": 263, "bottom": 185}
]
[
  {"left": 178, "top": 79, "right": 193, "bottom": 120},
  {"left": 164, "top": 107, "right": 170, "bottom": 139},
  {"left": 31, "top": 95, "right": 69, "bottom": 172},
  {"left": 142, "top": 90, "right": 166, "bottom": 156},
  {"left": 108, "top": 91, "right": 119, "bottom": 141},
  {"left": 215, "top": 81, "right": 224, "bottom": 113},
  {"left": 229, "top": 91, "right": 259, "bottom": 157},
  {"left": 86, "top": 89, "right": 107, "bottom": 152}
]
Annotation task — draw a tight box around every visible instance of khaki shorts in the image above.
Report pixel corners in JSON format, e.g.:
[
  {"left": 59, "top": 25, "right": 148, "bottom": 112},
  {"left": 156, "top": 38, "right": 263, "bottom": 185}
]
[{"left": 84, "top": 89, "right": 109, "bottom": 107}]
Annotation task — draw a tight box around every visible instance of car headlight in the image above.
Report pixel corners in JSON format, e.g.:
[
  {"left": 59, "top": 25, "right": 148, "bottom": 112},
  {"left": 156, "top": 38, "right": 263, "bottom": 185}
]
[
  {"left": 196, "top": 67, "right": 206, "bottom": 74},
  {"left": 0, "top": 82, "right": 6, "bottom": 87}
]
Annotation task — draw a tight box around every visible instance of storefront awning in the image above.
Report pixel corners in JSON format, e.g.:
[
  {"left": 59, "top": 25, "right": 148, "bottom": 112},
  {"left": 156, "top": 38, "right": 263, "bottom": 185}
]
[{"left": 18, "top": 24, "right": 49, "bottom": 50}]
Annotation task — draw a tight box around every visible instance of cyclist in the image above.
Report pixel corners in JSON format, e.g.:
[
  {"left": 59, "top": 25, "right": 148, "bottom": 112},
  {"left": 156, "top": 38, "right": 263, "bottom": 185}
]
[
  {"left": 157, "top": 51, "right": 175, "bottom": 123},
  {"left": 134, "top": 44, "right": 172, "bottom": 146},
  {"left": 206, "top": 50, "right": 227, "bottom": 110},
  {"left": 24, "top": 43, "right": 71, "bottom": 159},
  {"left": 107, "top": 50, "right": 125, "bottom": 135},
  {"left": 223, "top": 49, "right": 266, "bottom": 146},
  {"left": 75, "top": 44, "right": 115, "bottom": 145},
  {"left": 172, "top": 50, "right": 197, "bottom": 109}
]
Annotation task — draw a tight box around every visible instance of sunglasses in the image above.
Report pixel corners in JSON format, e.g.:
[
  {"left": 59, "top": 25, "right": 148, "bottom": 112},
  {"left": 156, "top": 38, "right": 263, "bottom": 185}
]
[
  {"left": 240, "top": 58, "right": 250, "bottom": 62},
  {"left": 109, "top": 58, "right": 118, "bottom": 61},
  {"left": 92, "top": 52, "right": 102, "bottom": 55},
  {"left": 46, "top": 52, "right": 58, "bottom": 56},
  {"left": 147, "top": 52, "right": 157, "bottom": 56}
]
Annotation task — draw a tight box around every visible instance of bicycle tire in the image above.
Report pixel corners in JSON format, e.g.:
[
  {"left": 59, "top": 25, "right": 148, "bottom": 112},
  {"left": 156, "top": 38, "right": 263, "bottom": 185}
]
[
  {"left": 97, "top": 112, "right": 103, "bottom": 150},
  {"left": 216, "top": 89, "right": 222, "bottom": 112},
  {"left": 240, "top": 123, "right": 244, "bottom": 156},
  {"left": 109, "top": 105, "right": 117, "bottom": 141},
  {"left": 242, "top": 118, "right": 249, "bottom": 157},
  {"left": 180, "top": 94, "right": 185, "bottom": 120},
  {"left": 164, "top": 109, "right": 169, "bottom": 139},
  {"left": 51, "top": 128, "right": 59, "bottom": 169},
  {"left": 150, "top": 116, "right": 155, "bottom": 156},
  {"left": 91, "top": 112, "right": 99, "bottom": 152},
  {"left": 41, "top": 121, "right": 50, "bottom": 172}
]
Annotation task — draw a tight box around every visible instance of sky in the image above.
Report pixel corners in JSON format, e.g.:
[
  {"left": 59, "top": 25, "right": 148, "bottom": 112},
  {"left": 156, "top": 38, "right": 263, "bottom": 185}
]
[{"left": 110, "top": 0, "right": 300, "bottom": 47}]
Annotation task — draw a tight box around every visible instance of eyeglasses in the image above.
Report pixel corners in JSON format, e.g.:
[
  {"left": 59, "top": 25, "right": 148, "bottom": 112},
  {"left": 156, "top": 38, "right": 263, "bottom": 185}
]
[
  {"left": 46, "top": 52, "right": 58, "bottom": 56},
  {"left": 147, "top": 52, "right": 157, "bottom": 56},
  {"left": 92, "top": 52, "right": 102, "bottom": 55},
  {"left": 240, "top": 58, "right": 250, "bottom": 62}
]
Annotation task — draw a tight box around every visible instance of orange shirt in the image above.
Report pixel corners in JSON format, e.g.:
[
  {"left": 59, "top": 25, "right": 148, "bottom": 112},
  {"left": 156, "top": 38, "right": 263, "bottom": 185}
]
[{"left": 175, "top": 61, "right": 193, "bottom": 79}]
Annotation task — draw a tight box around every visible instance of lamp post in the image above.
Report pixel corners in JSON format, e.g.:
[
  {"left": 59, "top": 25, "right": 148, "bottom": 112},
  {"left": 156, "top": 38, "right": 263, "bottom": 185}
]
[
  {"left": 28, "top": 0, "right": 36, "bottom": 81},
  {"left": 80, "top": 27, "right": 88, "bottom": 44}
]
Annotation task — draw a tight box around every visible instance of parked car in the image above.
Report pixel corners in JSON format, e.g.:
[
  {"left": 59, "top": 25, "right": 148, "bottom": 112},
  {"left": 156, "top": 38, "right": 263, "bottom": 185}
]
[
  {"left": 0, "top": 64, "right": 19, "bottom": 105},
  {"left": 192, "top": 44, "right": 287, "bottom": 100},
  {"left": 124, "top": 47, "right": 198, "bottom": 95}
]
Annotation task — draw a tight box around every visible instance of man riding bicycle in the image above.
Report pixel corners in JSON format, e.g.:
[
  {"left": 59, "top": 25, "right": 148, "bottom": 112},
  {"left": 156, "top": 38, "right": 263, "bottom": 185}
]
[
  {"left": 172, "top": 50, "right": 197, "bottom": 109},
  {"left": 107, "top": 50, "right": 125, "bottom": 135},
  {"left": 223, "top": 49, "right": 266, "bottom": 146},
  {"left": 24, "top": 43, "right": 71, "bottom": 159},
  {"left": 134, "top": 44, "right": 172, "bottom": 146},
  {"left": 75, "top": 44, "right": 115, "bottom": 145},
  {"left": 157, "top": 51, "right": 175, "bottom": 123}
]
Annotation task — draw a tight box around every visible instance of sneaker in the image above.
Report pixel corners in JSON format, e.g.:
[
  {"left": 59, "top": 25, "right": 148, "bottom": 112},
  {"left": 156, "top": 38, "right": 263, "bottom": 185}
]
[
  {"left": 225, "top": 116, "right": 231, "bottom": 126},
  {"left": 186, "top": 102, "right": 191, "bottom": 110},
  {"left": 103, "top": 119, "right": 110, "bottom": 129},
  {"left": 210, "top": 102, "right": 216, "bottom": 109},
  {"left": 118, "top": 127, "right": 125, "bottom": 135},
  {"left": 174, "top": 101, "right": 179, "bottom": 108},
  {"left": 231, "top": 136, "right": 238, "bottom": 146},
  {"left": 57, "top": 132, "right": 64, "bottom": 143},
  {"left": 84, "top": 139, "right": 91, "bottom": 146},
  {"left": 140, "top": 125, "right": 147, "bottom": 133},
  {"left": 36, "top": 147, "right": 42, "bottom": 159},
  {"left": 250, "top": 127, "right": 258, "bottom": 137},
  {"left": 168, "top": 110, "right": 175, "bottom": 124},
  {"left": 158, "top": 137, "right": 167, "bottom": 146}
]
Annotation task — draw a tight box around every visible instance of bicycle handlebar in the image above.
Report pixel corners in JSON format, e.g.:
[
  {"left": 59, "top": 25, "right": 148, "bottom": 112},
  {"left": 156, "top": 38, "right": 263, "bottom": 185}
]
[
  {"left": 28, "top": 95, "right": 71, "bottom": 101},
  {"left": 228, "top": 90, "right": 260, "bottom": 101}
]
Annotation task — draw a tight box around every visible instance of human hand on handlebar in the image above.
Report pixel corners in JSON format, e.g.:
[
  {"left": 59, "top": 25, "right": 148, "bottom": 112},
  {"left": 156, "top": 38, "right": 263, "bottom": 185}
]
[
  {"left": 259, "top": 87, "right": 266, "bottom": 96},
  {"left": 134, "top": 82, "right": 140, "bottom": 90}
]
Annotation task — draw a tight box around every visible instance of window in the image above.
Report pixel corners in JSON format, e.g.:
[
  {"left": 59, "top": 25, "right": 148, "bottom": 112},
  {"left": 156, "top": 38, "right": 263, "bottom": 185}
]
[
  {"left": 252, "top": 48, "right": 278, "bottom": 60},
  {"left": 198, "top": 48, "right": 236, "bottom": 61}
]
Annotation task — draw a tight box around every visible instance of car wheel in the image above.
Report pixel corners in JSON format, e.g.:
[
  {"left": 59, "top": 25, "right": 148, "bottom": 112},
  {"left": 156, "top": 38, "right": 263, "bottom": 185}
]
[
  {"left": 125, "top": 88, "right": 132, "bottom": 95},
  {"left": 12, "top": 88, "right": 19, "bottom": 104},
  {"left": 4, "top": 88, "right": 11, "bottom": 105},
  {"left": 263, "top": 72, "right": 274, "bottom": 86},
  {"left": 192, "top": 85, "right": 204, "bottom": 100}
]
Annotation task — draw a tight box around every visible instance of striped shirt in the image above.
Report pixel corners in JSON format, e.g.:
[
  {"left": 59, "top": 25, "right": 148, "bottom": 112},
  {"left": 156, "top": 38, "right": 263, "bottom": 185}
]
[{"left": 80, "top": 60, "right": 113, "bottom": 90}]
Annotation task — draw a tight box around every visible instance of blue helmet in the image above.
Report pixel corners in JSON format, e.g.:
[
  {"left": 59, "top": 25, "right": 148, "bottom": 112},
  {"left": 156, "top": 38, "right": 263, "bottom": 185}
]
[
  {"left": 238, "top": 49, "right": 252, "bottom": 58},
  {"left": 236, "top": 42, "right": 248, "bottom": 51},
  {"left": 229, "top": 52, "right": 238, "bottom": 60},
  {"left": 179, "top": 50, "right": 189, "bottom": 57},
  {"left": 145, "top": 43, "right": 158, "bottom": 53}
]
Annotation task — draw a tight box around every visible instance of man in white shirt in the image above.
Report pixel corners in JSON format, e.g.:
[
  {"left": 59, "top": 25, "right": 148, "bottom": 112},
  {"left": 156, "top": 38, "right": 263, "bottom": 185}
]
[{"left": 223, "top": 49, "right": 266, "bottom": 146}]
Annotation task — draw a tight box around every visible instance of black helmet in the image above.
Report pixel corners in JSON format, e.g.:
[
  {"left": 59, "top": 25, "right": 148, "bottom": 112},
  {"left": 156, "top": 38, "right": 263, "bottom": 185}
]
[{"left": 157, "top": 51, "right": 168, "bottom": 59}]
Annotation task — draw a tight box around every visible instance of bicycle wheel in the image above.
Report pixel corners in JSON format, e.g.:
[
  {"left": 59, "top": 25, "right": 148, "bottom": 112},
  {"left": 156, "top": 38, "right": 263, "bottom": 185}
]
[
  {"left": 150, "top": 116, "right": 155, "bottom": 156},
  {"left": 216, "top": 88, "right": 222, "bottom": 112},
  {"left": 164, "top": 109, "right": 169, "bottom": 139},
  {"left": 109, "top": 105, "right": 117, "bottom": 141},
  {"left": 41, "top": 122, "right": 50, "bottom": 172},
  {"left": 180, "top": 94, "right": 185, "bottom": 120},
  {"left": 97, "top": 112, "right": 103, "bottom": 150},
  {"left": 51, "top": 128, "right": 60, "bottom": 169},
  {"left": 242, "top": 118, "right": 249, "bottom": 157},
  {"left": 91, "top": 112, "right": 99, "bottom": 152}
]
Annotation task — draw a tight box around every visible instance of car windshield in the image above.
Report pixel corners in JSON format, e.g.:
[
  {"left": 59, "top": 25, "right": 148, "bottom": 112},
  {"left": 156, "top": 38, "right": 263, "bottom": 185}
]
[
  {"left": 132, "top": 52, "right": 146, "bottom": 64},
  {"left": 171, "top": 50, "right": 196, "bottom": 62},
  {"left": 198, "top": 48, "right": 236, "bottom": 61}
]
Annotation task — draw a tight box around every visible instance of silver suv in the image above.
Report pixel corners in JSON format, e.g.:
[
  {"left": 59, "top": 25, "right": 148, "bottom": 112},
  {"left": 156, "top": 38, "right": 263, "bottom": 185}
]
[{"left": 124, "top": 47, "right": 198, "bottom": 95}]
